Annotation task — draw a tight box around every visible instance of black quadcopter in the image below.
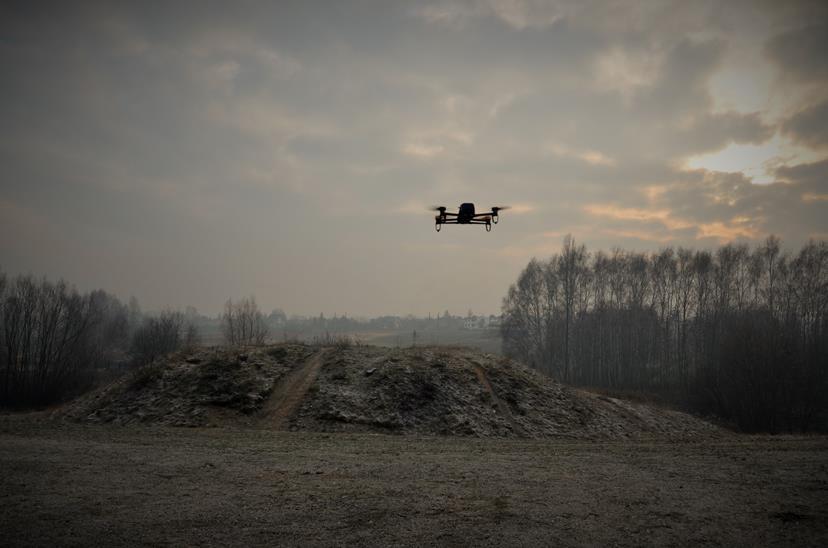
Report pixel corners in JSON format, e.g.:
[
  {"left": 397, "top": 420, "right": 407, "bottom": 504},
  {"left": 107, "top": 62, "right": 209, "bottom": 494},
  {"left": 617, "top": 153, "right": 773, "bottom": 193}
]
[{"left": 432, "top": 203, "right": 510, "bottom": 232}]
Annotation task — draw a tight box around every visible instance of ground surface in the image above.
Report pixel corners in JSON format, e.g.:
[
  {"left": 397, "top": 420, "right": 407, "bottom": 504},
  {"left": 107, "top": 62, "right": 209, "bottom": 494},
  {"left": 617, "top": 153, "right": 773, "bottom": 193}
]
[{"left": 1, "top": 419, "right": 826, "bottom": 547}]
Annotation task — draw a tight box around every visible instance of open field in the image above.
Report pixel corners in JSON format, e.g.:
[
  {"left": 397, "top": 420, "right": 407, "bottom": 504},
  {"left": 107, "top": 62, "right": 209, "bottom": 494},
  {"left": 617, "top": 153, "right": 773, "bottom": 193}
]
[
  {"left": 357, "top": 328, "right": 502, "bottom": 355},
  {"left": 197, "top": 328, "right": 503, "bottom": 356},
  {"left": 2, "top": 419, "right": 827, "bottom": 547}
]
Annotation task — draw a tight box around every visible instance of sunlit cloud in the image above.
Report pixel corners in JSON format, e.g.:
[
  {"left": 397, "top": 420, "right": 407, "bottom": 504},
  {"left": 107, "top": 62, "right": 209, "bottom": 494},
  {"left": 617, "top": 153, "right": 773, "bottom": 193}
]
[
  {"left": 204, "top": 60, "right": 241, "bottom": 93},
  {"left": 487, "top": 0, "right": 567, "bottom": 30},
  {"left": 402, "top": 143, "right": 445, "bottom": 158},
  {"left": 413, "top": 0, "right": 568, "bottom": 30},
  {"left": 606, "top": 229, "right": 675, "bottom": 244},
  {"left": 512, "top": 204, "right": 536, "bottom": 215},
  {"left": 489, "top": 92, "right": 522, "bottom": 119},
  {"left": 697, "top": 221, "right": 761, "bottom": 242},
  {"left": 401, "top": 127, "right": 474, "bottom": 159},
  {"left": 412, "top": 3, "right": 478, "bottom": 28},
  {"left": 541, "top": 230, "right": 569, "bottom": 239},
  {"left": 802, "top": 193, "right": 828, "bottom": 203},
  {"left": 583, "top": 204, "right": 693, "bottom": 231},
  {"left": 641, "top": 185, "right": 669, "bottom": 203},
  {"left": 584, "top": 203, "right": 763, "bottom": 242},
  {"left": 592, "top": 46, "right": 662, "bottom": 100},
  {"left": 441, "top": 94, "right": 472, "bottom": 114},
  {"left": 545, "top": 143, "right": 616, "bottom": 166},
  {"left": 206, "top": 101, "right": 338, "bottom": 142},
  {"left": 445, "top": 131, "right": 475, "bottom": 145}
]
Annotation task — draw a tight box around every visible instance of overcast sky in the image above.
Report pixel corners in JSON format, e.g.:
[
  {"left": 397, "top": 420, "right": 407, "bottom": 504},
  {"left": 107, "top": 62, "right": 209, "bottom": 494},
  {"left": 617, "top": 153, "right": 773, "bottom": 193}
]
[{"left": 1, "top": 1, "right": 827, "bottom": 317}]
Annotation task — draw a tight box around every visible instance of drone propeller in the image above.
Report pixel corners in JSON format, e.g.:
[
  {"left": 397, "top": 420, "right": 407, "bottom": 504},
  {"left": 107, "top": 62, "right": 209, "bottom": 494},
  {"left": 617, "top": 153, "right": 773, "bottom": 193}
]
[
  {"left": 490, "top": 205, "right": 510, "bottom": 224},
  {"left": 429, "top": 205, "right": 447, "bottom": 212}
]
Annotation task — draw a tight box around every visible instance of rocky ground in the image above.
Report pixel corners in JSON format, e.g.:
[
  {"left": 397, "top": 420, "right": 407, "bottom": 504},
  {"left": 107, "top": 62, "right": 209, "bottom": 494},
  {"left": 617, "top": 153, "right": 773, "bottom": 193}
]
[{"left": 57, "top": 344, "right": 721, "bottom": 440}]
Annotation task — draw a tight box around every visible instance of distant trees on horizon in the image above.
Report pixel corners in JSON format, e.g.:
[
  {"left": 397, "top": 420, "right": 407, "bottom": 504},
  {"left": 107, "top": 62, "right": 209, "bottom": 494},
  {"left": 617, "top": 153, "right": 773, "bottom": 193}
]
[
  {"left": 501, "top": 235, "right": 828, "bottom": 432},
  {"left": 0, "top": 272, "right": 132, "bottom": 406},
  {"left": 0, "top": 269, "right": 202, "bottom": 407},
  {"left": 10, "top": 233, "right": 824, "bottom": 432}
]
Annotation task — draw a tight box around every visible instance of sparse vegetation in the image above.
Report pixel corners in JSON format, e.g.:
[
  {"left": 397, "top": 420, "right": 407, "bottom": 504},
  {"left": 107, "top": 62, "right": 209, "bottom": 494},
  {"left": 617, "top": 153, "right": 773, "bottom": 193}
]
[
  {"left": 127, "top": 361, "right": 165, "bottom": 392},
  {"left": 309, "top": 332, "right": 364, "bottom": 349},
  {"left": 130, "top": 311, "right": 185, "bottom": 367}
]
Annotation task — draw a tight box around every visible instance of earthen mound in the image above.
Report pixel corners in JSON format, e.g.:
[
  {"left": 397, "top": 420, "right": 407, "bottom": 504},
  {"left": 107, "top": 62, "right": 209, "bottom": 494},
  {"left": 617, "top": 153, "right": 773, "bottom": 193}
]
[{"left": 59, "top": 344, "right": 722, "bottom": 439}]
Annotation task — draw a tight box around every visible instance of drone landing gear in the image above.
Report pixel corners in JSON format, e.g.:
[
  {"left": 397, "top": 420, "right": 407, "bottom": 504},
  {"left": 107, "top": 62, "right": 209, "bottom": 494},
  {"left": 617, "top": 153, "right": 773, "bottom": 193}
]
[
  {"left": 485, "top": 222, "right": 492, "bottom": 232},
  {"left": 435, "top": 222, "right": 442, "bottom": 232},
  {"left": 492, "top": 215, "right": 499, "bottom": 224}
]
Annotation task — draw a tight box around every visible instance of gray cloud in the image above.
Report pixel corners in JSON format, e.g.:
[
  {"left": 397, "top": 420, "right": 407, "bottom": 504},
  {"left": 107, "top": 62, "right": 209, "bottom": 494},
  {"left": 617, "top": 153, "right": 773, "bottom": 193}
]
[
  {"left": 775, "top": 158, "right": 828, "bottom": 185},
  {"left": 765, "top": 23, "right": 828, "bottom": 84},
  {"left": 1, "top": 1, "right": 826, "bottom": 316},
  {"left": 782, "top": 100, "right": 828, "bottom": 149}
]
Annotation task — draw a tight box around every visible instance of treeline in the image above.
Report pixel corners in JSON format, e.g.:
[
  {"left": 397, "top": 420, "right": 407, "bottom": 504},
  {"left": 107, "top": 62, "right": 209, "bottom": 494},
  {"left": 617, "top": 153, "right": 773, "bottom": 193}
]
[
  {"left": 501, "top": 236, "right": 828, "bottom": 432},
  {"left": 187, "top": 308, "right": 480, "bottom": 345},
  {"left": 0, "top": 263, "right": 284, "bottom": 407},
  {"left": 0, "top": 269, "right": 202, "bottom": 407},
  {"left": 268, "top": 311, "right": 477, "bottom": 335}
]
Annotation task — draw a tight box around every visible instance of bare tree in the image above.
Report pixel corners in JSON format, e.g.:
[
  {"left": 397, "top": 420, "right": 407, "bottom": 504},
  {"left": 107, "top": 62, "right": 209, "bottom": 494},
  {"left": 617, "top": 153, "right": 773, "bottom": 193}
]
[
  {"left": 557, "top": 235, "right": 588, "bottom": 382},
  {"left": 183, "top": 322, "right": 201, "bottom": 351},
  {"left": 221, "top": 296, "right": 269, "bottom": 346},
  {"left": 502, "top": 237, "right": 828, "bottom": 432},
  {"left": 0, "top": 274, "right": 100, "bottom": 406},
  {"left": 130, "top": 311, "right": 184, "bottom": 366}
]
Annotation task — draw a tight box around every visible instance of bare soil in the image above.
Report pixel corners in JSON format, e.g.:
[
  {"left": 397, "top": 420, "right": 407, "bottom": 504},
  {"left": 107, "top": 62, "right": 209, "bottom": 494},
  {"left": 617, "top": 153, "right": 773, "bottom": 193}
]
[
  {"left": 1, "top": 418, "right": 826, "bottom": 547},
  {"left": 261, "top": 349, "right": 328, "bottom": 430}
]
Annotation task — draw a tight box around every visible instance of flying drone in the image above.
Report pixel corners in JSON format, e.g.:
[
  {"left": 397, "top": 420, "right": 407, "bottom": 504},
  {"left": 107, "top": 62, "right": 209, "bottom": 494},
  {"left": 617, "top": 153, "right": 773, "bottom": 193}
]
[{"left": 431, "top": 203, "right": 510, "bottom": 232}]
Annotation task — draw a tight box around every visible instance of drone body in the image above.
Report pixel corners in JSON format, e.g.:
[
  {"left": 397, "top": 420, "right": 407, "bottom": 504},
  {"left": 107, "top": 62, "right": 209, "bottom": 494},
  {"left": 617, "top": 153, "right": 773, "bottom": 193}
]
[{"left": 433, "top": 203, "right": 509, "bottom": 232}]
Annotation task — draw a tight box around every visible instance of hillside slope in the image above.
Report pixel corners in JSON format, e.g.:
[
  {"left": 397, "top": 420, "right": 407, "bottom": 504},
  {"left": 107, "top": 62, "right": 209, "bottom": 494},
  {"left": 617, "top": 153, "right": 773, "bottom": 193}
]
[{"left": 59, "top": 344, "right": 721, "bottom": 439}]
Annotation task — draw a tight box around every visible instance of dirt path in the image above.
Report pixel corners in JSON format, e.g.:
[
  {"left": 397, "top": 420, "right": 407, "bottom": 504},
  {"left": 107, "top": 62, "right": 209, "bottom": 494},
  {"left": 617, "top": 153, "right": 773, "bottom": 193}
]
[
  {"left": 260, "top": 349, "right": 327, "bottom": 430},
  {"left": 472, "top": 363, "right": 525, "bottom": 436}
]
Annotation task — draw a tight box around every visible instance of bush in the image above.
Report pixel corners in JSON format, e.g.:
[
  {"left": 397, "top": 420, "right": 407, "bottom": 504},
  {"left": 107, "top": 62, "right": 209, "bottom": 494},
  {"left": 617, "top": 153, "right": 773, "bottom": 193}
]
[
  {"left": 130, "top": 312, "right": 184, "bottom": 367},
  {"left": 127, "top": 362, "right": 165, "bottom": 392}
]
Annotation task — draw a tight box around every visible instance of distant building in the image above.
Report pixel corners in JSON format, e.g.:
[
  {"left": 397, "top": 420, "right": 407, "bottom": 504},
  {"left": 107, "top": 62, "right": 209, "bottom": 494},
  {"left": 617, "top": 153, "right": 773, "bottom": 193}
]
[{"left": 464, "top": 315, "right": 502, "bottom": 329}]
